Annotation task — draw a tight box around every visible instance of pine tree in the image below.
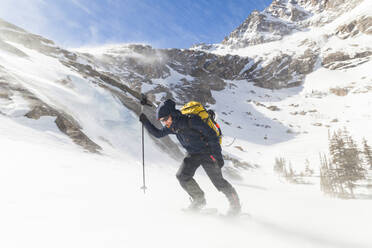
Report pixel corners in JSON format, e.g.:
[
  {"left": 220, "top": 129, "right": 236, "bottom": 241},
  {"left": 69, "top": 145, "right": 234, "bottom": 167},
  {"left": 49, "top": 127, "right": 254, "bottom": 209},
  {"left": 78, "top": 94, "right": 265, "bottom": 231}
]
[
  {"left": 320, "top": 153, "right": 339, "bottom": 196},
  {"left": 305, "top": 159, "right": 314, "bottom": 176},
  {"left": 288, "top": 161, "right": 294, "bottom": 177},
  {"left": 329, "top": 130, "right": 345, "bottom": 168},
  {"left": 324, "top": 128, "right": 366, "bottom": 197},
  {"left": 362, "top": 138, "right": 372, "bottom": 169},
  {"left": 342, "top": 128, "right": 364, "bottom": 183},
  {"left": 320, "top": 153, "right": 330, "bottom": 194},
  {"left": 274, "top": 157, "right": 286, "bottom": 175}
]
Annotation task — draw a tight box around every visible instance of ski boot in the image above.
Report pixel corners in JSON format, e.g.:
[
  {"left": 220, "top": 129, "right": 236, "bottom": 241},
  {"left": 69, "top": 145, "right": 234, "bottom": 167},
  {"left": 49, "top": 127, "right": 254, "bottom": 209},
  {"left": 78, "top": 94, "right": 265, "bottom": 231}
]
[
  {"left": 225, "top": 189, "right": 241, "bottom": 216},
  {"left": 185, "top": 196, "right": 206, "bottom": 212}
]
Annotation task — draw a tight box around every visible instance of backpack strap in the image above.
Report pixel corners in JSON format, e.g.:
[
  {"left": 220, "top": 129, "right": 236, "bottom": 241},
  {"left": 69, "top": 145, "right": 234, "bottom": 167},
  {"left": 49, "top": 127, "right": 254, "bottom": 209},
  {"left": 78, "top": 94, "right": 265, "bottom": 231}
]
[
  {"left": 209, "top": 118, "right": 222, "bottom": 136},
  {"left": 186, "top": 114, "right": 208, "bottom": 141}
]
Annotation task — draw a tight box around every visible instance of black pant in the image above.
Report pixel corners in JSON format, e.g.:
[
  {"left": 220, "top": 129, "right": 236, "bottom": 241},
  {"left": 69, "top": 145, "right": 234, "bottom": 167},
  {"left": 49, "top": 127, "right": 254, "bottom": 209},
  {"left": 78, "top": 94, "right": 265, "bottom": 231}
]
[{"left": 176, "top": 153, "right": 236, "bottom": 200}]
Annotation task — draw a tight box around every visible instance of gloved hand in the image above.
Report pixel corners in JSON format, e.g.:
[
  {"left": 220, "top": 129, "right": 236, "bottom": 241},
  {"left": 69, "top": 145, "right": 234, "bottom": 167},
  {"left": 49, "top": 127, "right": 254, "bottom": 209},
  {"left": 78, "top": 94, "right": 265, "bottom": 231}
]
[
  {"left": 139, "top": 113, "right": 148, "bottom": 123},
  {"left": 140, "top": 93, "right": 152, "bottom": 106}
]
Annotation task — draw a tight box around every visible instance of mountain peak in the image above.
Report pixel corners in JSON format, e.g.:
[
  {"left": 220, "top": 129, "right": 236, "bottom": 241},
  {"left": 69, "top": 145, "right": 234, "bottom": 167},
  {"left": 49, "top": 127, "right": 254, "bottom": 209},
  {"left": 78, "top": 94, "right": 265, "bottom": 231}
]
[{"left": 221, "top": 0, "right": 364, "bottom": 49}]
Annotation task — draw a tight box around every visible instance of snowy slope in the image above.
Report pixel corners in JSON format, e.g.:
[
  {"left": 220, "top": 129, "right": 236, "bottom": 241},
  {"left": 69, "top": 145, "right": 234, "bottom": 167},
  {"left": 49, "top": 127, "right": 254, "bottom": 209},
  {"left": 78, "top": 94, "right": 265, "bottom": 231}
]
[
  {"left": 1, "top": 113, "right": 372, "bottom": 248},
  {"left": 213, "top": 60, "right": 372, "bottom": 172}
]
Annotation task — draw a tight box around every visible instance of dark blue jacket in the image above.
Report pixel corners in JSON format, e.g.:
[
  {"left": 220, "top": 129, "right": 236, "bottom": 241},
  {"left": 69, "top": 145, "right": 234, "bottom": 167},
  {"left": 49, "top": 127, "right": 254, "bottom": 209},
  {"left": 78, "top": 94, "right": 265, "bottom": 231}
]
[{"left": 143, "top": 110, "right": 222, "bottom": 160}]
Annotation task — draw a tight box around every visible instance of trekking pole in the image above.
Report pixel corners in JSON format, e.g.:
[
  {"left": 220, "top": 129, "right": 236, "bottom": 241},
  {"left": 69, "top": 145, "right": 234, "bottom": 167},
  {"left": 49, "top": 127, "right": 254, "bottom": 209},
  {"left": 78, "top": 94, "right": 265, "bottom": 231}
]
[
  {"left": 141, "top": 107, "right": 147, "bottom": 194},
  {"left": 140, "top": 94, "right": 151, "bottom": 194}
]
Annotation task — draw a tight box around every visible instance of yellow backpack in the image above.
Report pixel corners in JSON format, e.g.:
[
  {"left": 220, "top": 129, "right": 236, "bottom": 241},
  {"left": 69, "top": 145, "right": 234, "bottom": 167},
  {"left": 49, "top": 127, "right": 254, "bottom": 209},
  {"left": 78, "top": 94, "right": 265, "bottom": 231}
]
[{"left": 180, "top": 101, "right": 222, "bottom": 144}]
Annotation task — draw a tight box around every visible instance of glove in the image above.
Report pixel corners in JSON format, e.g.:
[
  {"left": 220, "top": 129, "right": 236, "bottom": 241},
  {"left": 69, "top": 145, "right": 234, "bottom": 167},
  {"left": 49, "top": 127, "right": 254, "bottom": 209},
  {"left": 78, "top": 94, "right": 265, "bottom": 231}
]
[
  {"left": 140, "top": 98, "right": 149, "bottom": 106},
  {"left": 139, "top": 113, "right": 148, "bottom": 123},
  {"left": 140, "top": 93, "right": 152, "bottom": 106}
]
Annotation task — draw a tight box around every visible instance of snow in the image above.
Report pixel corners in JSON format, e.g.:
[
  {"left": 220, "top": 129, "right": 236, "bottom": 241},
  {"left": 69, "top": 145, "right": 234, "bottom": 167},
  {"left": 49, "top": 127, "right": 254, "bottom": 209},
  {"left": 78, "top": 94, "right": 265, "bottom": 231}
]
[
  {"left": 0, "top": 92, "right": 31, "bottom": 117},
  {"left": 1, "top": 2, "right": 372, "bottom": 247},
  {"left": 1, "top": 113, "right": 372, "bottom": 248},
  {"left": 151, "top": 66, "right": 194, "bottom": 88},
  {"left": 239, "top": 60, "right": 255, "bottom": 75},
  {"left": 212, "top": 59, "right": 372, "bottom": 173}
]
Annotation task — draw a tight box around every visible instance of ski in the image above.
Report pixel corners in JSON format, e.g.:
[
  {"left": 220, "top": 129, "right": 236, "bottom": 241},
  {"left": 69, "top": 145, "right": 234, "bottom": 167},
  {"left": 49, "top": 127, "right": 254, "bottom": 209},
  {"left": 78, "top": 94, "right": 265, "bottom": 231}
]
[
  {"left": 182, "top": 208, "right": 251, "bottom": 219},
  {"left": 181, "top": 207, "right": 218, "bottom": 215},
  {"left": 219, "top": 212, "right": 252, "bottom": 219}
]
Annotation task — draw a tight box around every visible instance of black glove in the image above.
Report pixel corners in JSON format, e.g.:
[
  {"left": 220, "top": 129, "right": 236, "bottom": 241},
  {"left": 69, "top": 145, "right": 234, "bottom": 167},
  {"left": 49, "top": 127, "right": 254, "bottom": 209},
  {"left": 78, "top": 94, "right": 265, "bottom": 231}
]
[
  {"left": 140, "top": 94, "right": 152, "bottom": 106},
  {"left": 139, "top": 113, "right": 148, "bottom": 123}
]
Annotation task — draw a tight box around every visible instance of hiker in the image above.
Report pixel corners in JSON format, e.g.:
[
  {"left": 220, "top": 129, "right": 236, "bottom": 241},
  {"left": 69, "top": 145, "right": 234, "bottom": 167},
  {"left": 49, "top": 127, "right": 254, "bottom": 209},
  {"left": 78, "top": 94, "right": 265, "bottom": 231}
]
[{"left": 139, "top": 99, "right": 241, "bottom": 215}]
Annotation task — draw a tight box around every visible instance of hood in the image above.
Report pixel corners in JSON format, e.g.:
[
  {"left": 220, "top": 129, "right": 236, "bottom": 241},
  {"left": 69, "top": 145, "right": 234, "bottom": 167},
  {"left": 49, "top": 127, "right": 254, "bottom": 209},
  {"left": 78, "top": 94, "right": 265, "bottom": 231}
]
[{"left": 156, "top": 99, "right": 177, "bottom": 119}]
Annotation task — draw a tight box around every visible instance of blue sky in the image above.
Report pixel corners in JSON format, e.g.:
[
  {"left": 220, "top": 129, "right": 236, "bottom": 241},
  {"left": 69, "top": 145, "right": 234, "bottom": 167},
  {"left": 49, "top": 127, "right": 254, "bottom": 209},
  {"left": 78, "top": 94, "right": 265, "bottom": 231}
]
[{"left": 0, "top": 0, "right": 273, "bottom": 49}]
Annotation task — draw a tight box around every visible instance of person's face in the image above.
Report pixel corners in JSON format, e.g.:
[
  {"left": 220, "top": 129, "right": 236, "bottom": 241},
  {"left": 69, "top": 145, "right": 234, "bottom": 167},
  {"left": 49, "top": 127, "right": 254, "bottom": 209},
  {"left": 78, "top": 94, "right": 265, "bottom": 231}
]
[{"left": 160, "top": 115, "right": 172, "bottom": 128}]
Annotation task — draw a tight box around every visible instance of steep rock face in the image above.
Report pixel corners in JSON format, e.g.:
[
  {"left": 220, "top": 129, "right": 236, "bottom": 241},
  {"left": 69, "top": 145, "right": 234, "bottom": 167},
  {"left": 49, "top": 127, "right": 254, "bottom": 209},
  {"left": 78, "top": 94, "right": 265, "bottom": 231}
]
[
  {"left": 322, "top": 51, "right": 372, "bottom": 70},
  {"left": 322, "top": 15, "right": 372, "bottom": 70},
  {"left": 335, "top": 16, "right": 372, "bottom": 39},
  {"left": 242, "top": 49, "right": 319, "bottom": 89}
]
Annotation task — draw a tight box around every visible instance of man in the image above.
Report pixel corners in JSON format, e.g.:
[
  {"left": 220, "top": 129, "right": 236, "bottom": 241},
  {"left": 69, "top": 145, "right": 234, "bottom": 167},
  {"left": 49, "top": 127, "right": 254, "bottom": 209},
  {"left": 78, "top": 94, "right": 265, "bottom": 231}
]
[{"left": 139, "top": 99, "right": 241, "bottom": 215}]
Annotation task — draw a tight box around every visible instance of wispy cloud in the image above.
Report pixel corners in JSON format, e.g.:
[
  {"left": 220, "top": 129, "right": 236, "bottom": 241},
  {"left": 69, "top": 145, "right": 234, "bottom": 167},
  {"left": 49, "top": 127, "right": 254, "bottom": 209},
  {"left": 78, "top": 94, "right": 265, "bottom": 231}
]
[{"left": 70, "top": 0, "right": 93, "bottom": 15}]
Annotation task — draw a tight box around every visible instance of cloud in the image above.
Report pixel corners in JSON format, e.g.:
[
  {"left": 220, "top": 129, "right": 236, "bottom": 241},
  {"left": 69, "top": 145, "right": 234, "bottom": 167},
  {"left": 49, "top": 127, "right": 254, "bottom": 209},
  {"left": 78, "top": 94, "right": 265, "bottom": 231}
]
[{"left": 70, "top": 0, "right": 93, "bottom": 15}]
